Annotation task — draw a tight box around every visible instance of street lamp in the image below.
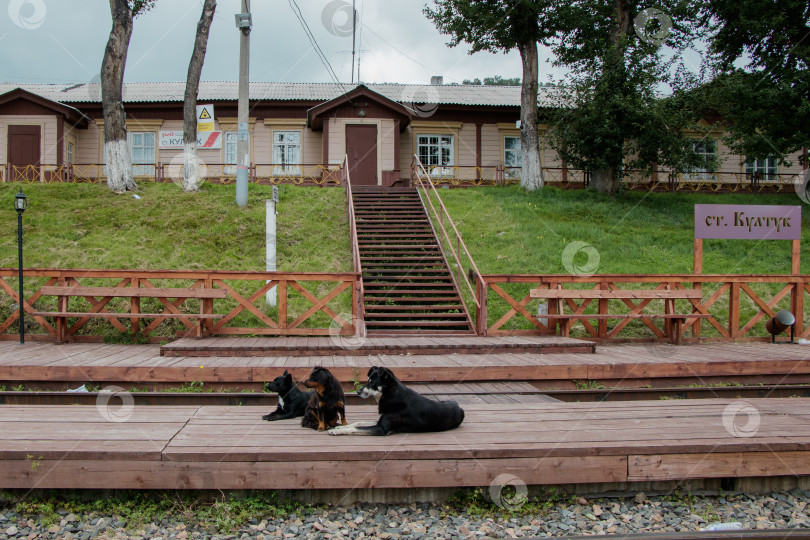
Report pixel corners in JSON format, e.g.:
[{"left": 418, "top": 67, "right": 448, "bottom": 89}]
[{"left": 14, "top": 187, "right": 27, "bottom": 344}]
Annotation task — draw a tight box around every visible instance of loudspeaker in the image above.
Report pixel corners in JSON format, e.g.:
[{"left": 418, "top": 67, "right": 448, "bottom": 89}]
[{"left": 765, "top": 310, "right": 796, "bottom": 343}]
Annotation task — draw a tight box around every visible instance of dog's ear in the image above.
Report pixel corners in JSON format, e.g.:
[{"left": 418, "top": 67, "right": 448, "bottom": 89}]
[
  {"left": 367, "top": 366, "right": 377, "bottom": 378},
  {"left": 283, "top": 371, "right": 292, "bottom": 382},
  {"left": 380, "top": 367, "right": 393, "bottom": 381},
  {"left": 283, "top": 369, "right": 289, "bottom": 376}
]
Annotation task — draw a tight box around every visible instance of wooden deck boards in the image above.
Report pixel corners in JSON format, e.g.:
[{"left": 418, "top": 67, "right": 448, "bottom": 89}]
[
  {"left": 0, "top": 342, "right": 809, "bottom": 385},
  {"left": 2, "top": 399, "right": 810, "bottom": 490}
]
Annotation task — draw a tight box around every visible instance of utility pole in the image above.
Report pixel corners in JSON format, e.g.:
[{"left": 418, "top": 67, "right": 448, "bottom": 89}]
[{"left": 235, "top": 0, "right": 252, "bottom": 207}]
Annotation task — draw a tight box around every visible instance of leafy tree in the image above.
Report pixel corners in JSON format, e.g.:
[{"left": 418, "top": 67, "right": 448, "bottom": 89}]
[
  {"left": 547, "top": 0, "right": 708, "bottom": 194},
  {"left": 426, "top": 0, "right": 555, "bottom": 191},
  {"left": 100, "top": 0, "right": 156, "bottom": 192},
  {"left": 701, "top": 0, "right": 810, "bottom": 162},
  {"left": 182, "top": 0, "right": 217, "bottom": 192}
]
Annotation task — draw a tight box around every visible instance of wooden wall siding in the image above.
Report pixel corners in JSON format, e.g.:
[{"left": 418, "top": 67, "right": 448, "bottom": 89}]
[
  {"left": 480, "top": 124, "right": 502, "bottom": 167},
  {"left": 0, "top": 115, "right": 57, "bottom": 164},
  {"left": 326, "top": 118, "right": 396, "bottom": 174},
  {"left": 0, "top": 268, "right": 359, "bottom": 342},
  {"left": 0, "top": 99, "right": 60, "bottom": 117},
  {"left": 458, "top": 123, "right": 477, "bottom": 168},
  {"left": 399, "top": 126, "right": 414, "bottom": 175},
  {"left": 479, "top": 274, "right": 809, "bottom": 342}
]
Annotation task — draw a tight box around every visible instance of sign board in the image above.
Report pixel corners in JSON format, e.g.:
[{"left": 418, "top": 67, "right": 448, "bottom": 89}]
[
  {"left": 695, "top": 204, "right": 801, "bottom": 240},
  {"left": 158, "top": 130, "right": 222, "bottom": 150},
  {"left": 196, "top": 104, "right": 215, "bottom": 132},
  {"left": 238, "top": 122, "right": 250, "bottom": 141},
  {"left": 272, "top": 186, "right": 279, "bottom": 203}
]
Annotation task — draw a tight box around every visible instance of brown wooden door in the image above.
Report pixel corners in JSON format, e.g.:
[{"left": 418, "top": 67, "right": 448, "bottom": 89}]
[
  {"left": 8, "top": 125, "right": 41, "bottom": 181},
  {"left": 345, "top": 124, "right": 377, "bottom": 186}
]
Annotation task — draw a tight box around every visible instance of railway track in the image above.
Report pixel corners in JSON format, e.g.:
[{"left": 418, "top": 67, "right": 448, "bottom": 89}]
[{"left": 1, "top": 383, "right": 808, "bottom": 407}]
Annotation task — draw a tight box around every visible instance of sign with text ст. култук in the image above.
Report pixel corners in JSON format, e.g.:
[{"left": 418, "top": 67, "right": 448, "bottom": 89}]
[{"left": 695, "top": 204, "right": 801, "bottom": 240}]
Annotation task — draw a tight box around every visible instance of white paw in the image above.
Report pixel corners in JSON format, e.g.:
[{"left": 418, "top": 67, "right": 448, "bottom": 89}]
[{"left": 328, "top": 425, "right": 356, "bottom": 436}]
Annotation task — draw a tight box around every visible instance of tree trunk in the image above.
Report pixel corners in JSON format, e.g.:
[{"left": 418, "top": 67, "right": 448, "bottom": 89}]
[
  {"left": 586, "top": 0, "right": 632, "bottom": 195},
  {"left": 101, "top": 0, "right": 136, "bottom": 192},
  {"left": 518, "top": 40, "right": 544, "bottom": 191},
  {"left": 182, "top": 0, "right": 217, "bottom": 192},
  {"left": 591, "top": 167, "right": 620, "bottom": 194}
]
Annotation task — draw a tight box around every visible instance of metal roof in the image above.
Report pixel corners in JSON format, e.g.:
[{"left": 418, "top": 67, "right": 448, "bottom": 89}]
[{"left": 0, "top": 81, "right": 562, "bottom": 108}]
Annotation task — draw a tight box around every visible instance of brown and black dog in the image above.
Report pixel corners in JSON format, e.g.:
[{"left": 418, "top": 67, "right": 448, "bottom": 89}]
[{"left": 301, "top": 366, "right": 347, "bottom": 431}]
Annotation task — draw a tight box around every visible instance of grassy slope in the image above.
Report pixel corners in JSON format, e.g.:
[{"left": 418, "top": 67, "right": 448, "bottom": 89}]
[
  {"left": 0, "top": 183, "right": 351, "bottom": 338},
  {"left": 0, "top": 182, "right": 351, "bottom": 272},
  {"left": 436, "top": 186, "right": 808, "bottom": 275},
  {"left": 433, "top": 186, "right": 809, "bottom": 335}
]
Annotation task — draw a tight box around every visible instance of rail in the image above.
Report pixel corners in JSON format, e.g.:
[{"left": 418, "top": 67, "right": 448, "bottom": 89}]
[
  {"left": 0, "top": 268, "right": 360, "bottom": 342},
  {"left": 2, "top": 163, "right": 804, "bottom": 192},
  {"left": 340, "top": 155, "right": 365, "bottom": 337},
  {"left": 480, "top": 274, "right": 809, "bottom": 342},
  {"left": 411, "top": 155, "right": 482, "bottom": 312},
  {"left": 1, "top": 163, "right": 343, "bottom": 186}
]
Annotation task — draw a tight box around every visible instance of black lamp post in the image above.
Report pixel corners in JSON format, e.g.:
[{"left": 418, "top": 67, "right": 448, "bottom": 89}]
[{"left": 14, "top": 188, "right": 27, "bottom": 344}]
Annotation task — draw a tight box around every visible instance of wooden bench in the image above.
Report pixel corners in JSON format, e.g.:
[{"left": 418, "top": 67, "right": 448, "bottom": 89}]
[
  {"left": 529, "top": 288, "right": 712, "bottom": 344},
  {"left": 34, "top": 286, "right": 228, "bottom": 342}
]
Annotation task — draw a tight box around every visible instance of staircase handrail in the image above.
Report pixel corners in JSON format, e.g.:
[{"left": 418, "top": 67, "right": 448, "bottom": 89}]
[
  {"left": 342, "top": 156, "right": 365, "bottom": 336},
  {"left": 411, "top": 155, "right": 482, "bottom": 309}
]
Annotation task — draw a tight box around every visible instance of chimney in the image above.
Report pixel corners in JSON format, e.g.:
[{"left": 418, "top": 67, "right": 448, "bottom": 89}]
[{"left": 430, "top": 76, "right": 443, "bottom": 86}]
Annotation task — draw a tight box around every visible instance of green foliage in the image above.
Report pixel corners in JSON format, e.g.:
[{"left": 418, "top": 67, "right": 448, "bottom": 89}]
[
  {"left": 547, "top": 0, "right": 709, "bottom": 193},
  {"left": 11, "top": 492, "right": 306, "bottom": 533},
  {"left": 463, "top": 76, "right": 522, "bottom": 86},
  {"left": 128, "top": 0, "right": 157, "bottom": 17},
  {"left": 425, "top": 0, "right": 555, "bottom": 54},
  {"left": 700, "top": 0, "right": 810, "bottom": 160}
]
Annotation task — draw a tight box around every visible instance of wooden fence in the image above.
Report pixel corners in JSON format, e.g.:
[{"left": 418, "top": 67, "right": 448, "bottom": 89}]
[
  {"left": 477, "top": 274, "right": 810, "bottom": 342},
  {"left": 0, "top": 268, "right": 359, "bottom": 342}
]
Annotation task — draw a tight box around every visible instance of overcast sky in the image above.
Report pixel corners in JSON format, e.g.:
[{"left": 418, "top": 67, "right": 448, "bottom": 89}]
[{"left": 0, "top": 0, "right": 571, "bottom": 86}]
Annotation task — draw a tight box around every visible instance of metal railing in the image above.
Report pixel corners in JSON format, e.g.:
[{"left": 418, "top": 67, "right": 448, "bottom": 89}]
[
  {"left": 340, "top": 155, "right": 365, "bottom": 338},
  {"left": 410, "top": 156, "right": 483, "bottom": 320}
]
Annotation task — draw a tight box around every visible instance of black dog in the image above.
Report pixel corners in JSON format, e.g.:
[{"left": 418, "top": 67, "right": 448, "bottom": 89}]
[
  {"left": 301, "top": 366, "right": 347, "bottom": 431},
  {"left": 329, "top": 366, "right": 464, "bottom": 436},
  {"left": 261, "top": 370, "right": 313, "bottom": 421}
]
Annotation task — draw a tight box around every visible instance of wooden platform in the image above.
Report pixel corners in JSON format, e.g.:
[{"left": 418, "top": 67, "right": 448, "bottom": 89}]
[
  {"left": 0, "top": 341, "right": 809, "bottom": 387},
  {"left": 2, "top": 399, "right": 810, "bottom": 490},
  {"left": 159, "top": 335, "right": 595, "bottom": 357}
]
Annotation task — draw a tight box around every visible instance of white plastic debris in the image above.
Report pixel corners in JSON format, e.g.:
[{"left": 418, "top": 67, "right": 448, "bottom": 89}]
[
  {"left": 132, "top": 194, "right": 141, "bottom": 200},
  {"left": 67, "top": 385, "right": 88, "bottom": 393},
  {"left": 701, "top": 522, "right": 743, "bottom": 531}
]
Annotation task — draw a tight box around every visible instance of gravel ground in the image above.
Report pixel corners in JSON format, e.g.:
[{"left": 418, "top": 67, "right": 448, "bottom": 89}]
[{"left": 1, "top": 489, "right": 810, "bottom": 539}]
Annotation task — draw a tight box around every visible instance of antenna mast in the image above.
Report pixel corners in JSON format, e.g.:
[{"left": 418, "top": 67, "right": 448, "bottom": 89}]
[{"left": 351, "top": 0, "right": 356, "bottom": 84}]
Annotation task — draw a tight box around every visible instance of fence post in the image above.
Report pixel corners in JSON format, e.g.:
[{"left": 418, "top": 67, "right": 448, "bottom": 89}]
[
  {"left": 729, "top": 281, "right": 740, "bottom": 337},
  {"left": 475, "top": 276, "right": 487, "bottom": 336}
]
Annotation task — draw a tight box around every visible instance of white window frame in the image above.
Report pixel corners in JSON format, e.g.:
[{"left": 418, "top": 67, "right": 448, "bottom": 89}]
[
  {"left": 127, "top": 131, "right": 156, "bottom": 177},
  {"left": 504, "top": 135, "right": 522, "bottom": 180},
  {"left": 685, "top": 139, "right": 717, "bottom": 182},
  {"left": 417, "top": 134, "right": 455, "bottom": 176},
  {"left": 745, "top": 156, "right": 778, "bottom": 181},
  {"left": 66, "top": 141, "right": 74, "bottom": 165},
  {"left": 223, "top": 131, "right": 238, "bottom": 176},
  {"left": 272, "top": 130, "right": 302, "bottom": 176}
]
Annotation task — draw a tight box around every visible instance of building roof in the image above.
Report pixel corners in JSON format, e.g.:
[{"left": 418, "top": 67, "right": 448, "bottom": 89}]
[
  {"left": 0, "top": 81, "right": 561, "bottom": 108},
  {"left": 0, "top": 87, "right": 90, "bottom": 127}
]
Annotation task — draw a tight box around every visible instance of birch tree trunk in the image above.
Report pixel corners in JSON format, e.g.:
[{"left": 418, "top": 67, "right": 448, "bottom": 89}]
[
  {"left": 182, "top": 0, "right": 217, "bottom": 192},
  {"left": 518, "top": 40, "right": 544, "bottom": 191},
  {"left": 101, "top": 0, "right": 136, "bottom": 192}
]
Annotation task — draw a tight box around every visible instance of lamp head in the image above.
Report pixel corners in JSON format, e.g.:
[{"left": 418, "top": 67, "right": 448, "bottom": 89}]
[
  {"left": 14, "top": 187, "right": 27, "bottom": 213},
  {"left": 765, "top": 309, "right": 796, "bottom": 336}
]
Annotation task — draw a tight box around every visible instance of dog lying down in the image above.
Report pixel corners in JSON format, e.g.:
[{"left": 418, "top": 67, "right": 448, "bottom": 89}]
[
  {"left": 329, "top": 366, "right": 464, "bottom": 436},
  {"left": 261, "top": 370, "right": 312, "bottom": 421}
]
